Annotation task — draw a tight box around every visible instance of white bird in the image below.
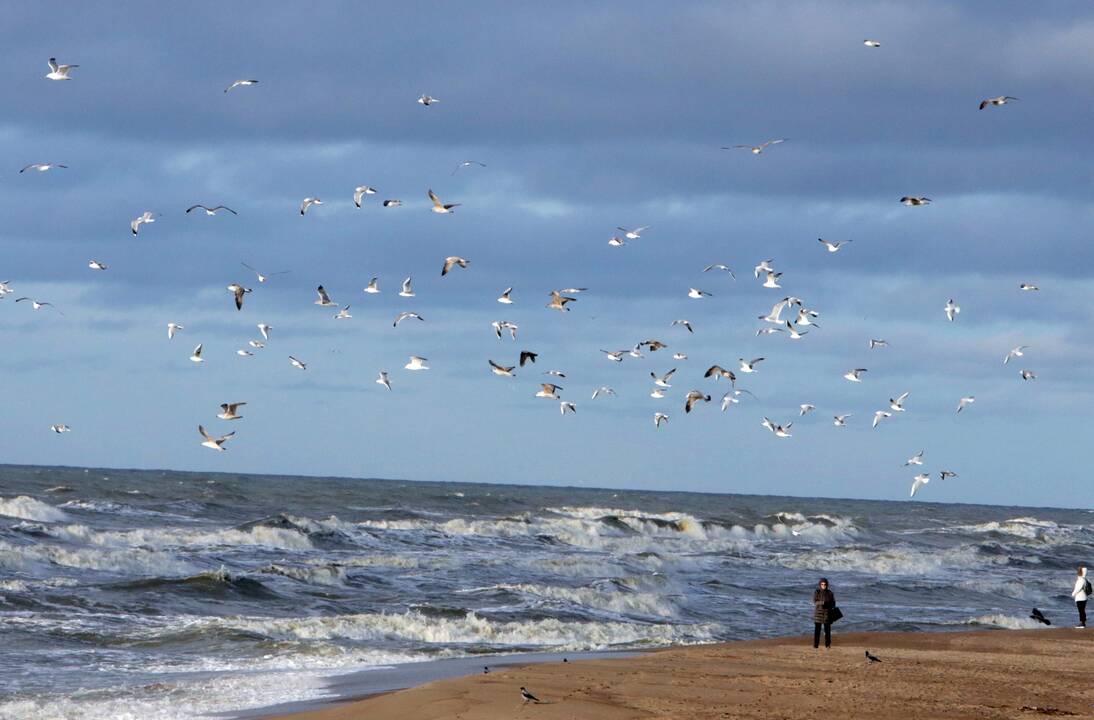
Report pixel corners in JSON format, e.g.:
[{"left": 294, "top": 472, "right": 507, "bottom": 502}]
[
  {"left": 198, "top": 425, "right": 234, "bottom": 452},
  {"left": 754, "top": 259, "right": 776, "bottom": 278},
  {"left": 315, "top": 285, "right": 337, "bottom": 306},
  {"left": 762, "top": 272, "right": 782, "bottom": 289},
  {"left": 334, "top": 305, "right": 352, "bottom": 320},
  {"left": 300, "top": 197, "right": 322, "bottom": 215},
  {"left": 189, "top": 344, "right": 204, "bottom": 363},
  {"left": 844, "top": 368, "right": 867, "bottom": 382},
  {"left": 957, "top": 396, "right": 975, "bottom": 413},
  {"left": 364, "top": 277, "right": 380, "bottom": 294},
  {"left": 441, "top": 256, "right": 469, "bottom": 276},
  {"left": 720, "top": 390, "right": 751, "bottom": 411},
  {"left": 452, "top": 160, "right": 486, "bottom": 175},
  {"left": 404, "top": 356, "right": 429, "bottom": 371},
  {"left": 491, "top": 320, "right": 517, "bottom": 339},
  {"left": 88, "top": 260, "right": 107, "bottom": 270},
  {"left": 560, "top": 401, "right": 577, "bottom": 415},
  {"left": 688, "top": 288, "right": 712, "bottom": 299},
  {"left": 725, "top": 139, "right": 786, "bottom": 154},
  {"left": 794, "top": 308, "right": 820, "bottom": 327},
  {"left": 872, "top": 410, "right": 892, "bottom": 428},
  {"left": 1019, "top": 283, "right": 1039, "bottom": 291},
  {"left": 673, "top": 352, "right": 687, "bottom": 360},
  {"left": 654, "top": 412, "right": 669, "bottom": 428},
  {"left": 818, "top": 238, "right": 852, "bottom": 253},
  {"left": 241, "top": 262, "right": 289, "bottom": 283},
  {"left": 591, "top": 386, "right": 616, "bottom": 399},
  {"left": 394, "top": 311, "right": 424, "bottom": 327},
  {"left": 869, "top": 339, "right": 889, "bottom": 349},
  {"left": 131, "top": 211, "right": 156, "bottom": 235},
  {"left": 489, "top": 360, "right": 516, "bottom": 377},
  {"left": 187, "top": 204, "right": 237, "bottom": 216},
  {"left": 651, "top": 369, "right": 676, "bottom": 388},
  {"left": 1020, "top": 369, "right": 1036, "bottom": 380},
  {"left": 651, "top": 388, "right": 667, "bottom": 399},
  {"left": 14, "top": 298, "right": 60, "bottom": 314},
  {"left": 944, "top": 298, "right": 960, "bottom": 322},
  {"left": 833, "top": 414, "right": 852, "bottom": 427},
  {"left": 45, "top": 57, "right": 78, "bottom": 81},
  {"left": 217, "top": 402, "right": 246, "bottom": 420},
  {"left": 890, "top": 392, "right": 910, "bottom": 412},
  {"left": 783, "top": 321, "right": 808, "bottom": 340},
  {"left": 864, "top": 39, "right": 881, "bottom": 47},
  {"left": 536, "top": 383, "right": 562, "bottom": 399},
  {"left": 547, "top": 291, "right": 577, "bottom": 311},
  {"left": 1003, "top": 346, "right": 1030, "bottom": 364},
  {"left": 248, "top": 340, "right": 264, "bottom": 348},
  {"left": 671, "top": 319, "right": 694, "bottom": 333},
  {"left": 910, "top": 474, "right": 930, "bottom": 498},
  {"left": 428, "top": 189, "right": 460, "bottom": 214},
  {"left": 353, "top": 186, "right": 377, "bottom": 207},
  {"left": 50, "top": 424, "right": 71, "bottom": 433},
  {"left": 20, "top": 163, "right": 68, "bottom": 173},
  {"left": 417, "top": 94, "right": 439, "bottom": 106},
  {"left": 399, "top": 277, "right": 415, "bottom": 298},
  {"left": 761, "top": 417, "right": 793, "bottom": 437},
  {"left": 759, "top": 298, "right": 790, "bottom": 324},
  {"left": 600, "top": 349, "right": 626, "bottom": 362},
  {"left": 376, "top": 371, "right": 391, "bottom": 390},
  {"left": 167, "top": 322, "right": 183, "bottom": 340},
  {"left": 979, "top": 95, "right": 1019, "bottom": 110},
  {"left": 608, "top": 236, "right": 626, "bottom": 247},
  {"left": 628, "top": 344, "right": 644, "bottom": 359},
  {"left": 900, "top": 196, "right": 931, "bottom": 206},
  {"left": 257, "top": 324, "right": 271, "bottom": 341},
  {"left": 236, "top": 349, "right": 253, "bottom": 357},
  {"left": 383, "top": 199, "right": 403, "bottom": 208},
  {"left": 904, "top": 450, "right": 925, "bottom": 467},
  {"left": 497, "top": 287, "right": 513, "bottom": 304},
  {"left": 800, "top": 404, "right": 815, "bottom": 416},
  {"left": 617, "top": 225, "right": 649, "bottom": 240},
  {"left": 224, "top": 79, "right": 258, "bottom": 93},
  {"left": 739, "top": 358, "right": 764, "bottom": 373},
  {"left": 0, "top": 282, "right": 12, "bottom": 298},
  {"left": 289, "top": 355, "right": 307, "bottom": 370},
  {"left": 703, "top": 264, "right": 736, "bottom": 279}
]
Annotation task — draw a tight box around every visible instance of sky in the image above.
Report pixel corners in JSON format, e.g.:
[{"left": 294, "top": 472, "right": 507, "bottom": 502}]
[{"left": 1, "top": 1, "right": 1092, "bottom": 508}]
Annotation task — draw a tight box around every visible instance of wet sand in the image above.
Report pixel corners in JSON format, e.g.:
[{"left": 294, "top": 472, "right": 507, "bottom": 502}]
[{"left": 261, "top": 628, "right": 1094, "bottom": 719}]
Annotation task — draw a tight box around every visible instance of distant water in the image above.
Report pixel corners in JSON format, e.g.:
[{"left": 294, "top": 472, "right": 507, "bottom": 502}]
[{"left": 0, "top": 465, "right": 1089, "bottom": 719}]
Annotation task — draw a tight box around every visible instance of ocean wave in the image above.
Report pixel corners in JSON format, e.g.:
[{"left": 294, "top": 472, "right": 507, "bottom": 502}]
[
  {"left": 110, "top": 568, "right": 279, "bottom": 598},
  {"left": 0, "top": 539, "right": 196, "bottom": 576},
  {"left": 0, "top": 496, "right": 68, "bottom": 523},
  {"left": 462, "top": 581, "right": 678, "bottom": 619},
  {"left": 962, "top": 613, "right": 1048, "bottom": 630},
  {"left": 43, "top": 523, "right": 315, "bottom": 552},
  {"left": 261, "top": 563, "right": 346, "bottom": 586},
  {"left": 777, "top": 544, "right": 1013, "bottom": 575}
]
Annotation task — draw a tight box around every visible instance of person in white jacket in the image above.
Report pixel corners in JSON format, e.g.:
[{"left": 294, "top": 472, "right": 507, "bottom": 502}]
[{"left": 1072, "top": 566, "right": 1089, "bottom": 628}]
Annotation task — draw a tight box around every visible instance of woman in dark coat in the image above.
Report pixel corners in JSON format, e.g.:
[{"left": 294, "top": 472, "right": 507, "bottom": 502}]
[{"left": 813, "top": 577, "right": 835, "bottom": 649}]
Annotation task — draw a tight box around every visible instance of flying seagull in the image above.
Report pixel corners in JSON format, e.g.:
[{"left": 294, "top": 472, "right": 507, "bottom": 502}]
[
  {"left": 536, "top": 383, "right": 562, "bottom": 399},
  {"left": 452, "top": 160, "right": 486, "bottom": 175},
  {"left": 869, "top": 339, "right": 889, "bottom": 349},
  {"left": 654, "top": 412, "right": 669, "bottom": 428},
  {"left": 46, "top": 57, "right": 78, "bottom": 81},
  {"left": 754, "top": 259, "right": 776, "bottom": 278},
  {"left": 497, "top": 287, "right": 514, "bottom": 304},
  {"left": 608, "top": 236, "right": 626, "bottom": 247},
  {"left": 1004, "top": 346, "right": 1030, "bottom": 364},
  {"left": 904, "top": 450, "right": 924, "bottom": 467},
  {"left": 20, "top": 163, "right": 67, "bottom": 173},
  {"left": 489, "top": 360, "right": 516, "bottom": 377},
  {"left": 547, "top": 290, "right": 577, "bottom": 312},
  {"left": 241, "top": 262, "right": 289, "bottom": 283},
  {"left": 1019, "top": 283, "right": 1039, "bottom": 291},
  {"left": 957, "top": 396, "right": 975, "bottom": 413},
  {"left": 519, "top": 351, "right": 538, "bottom": 366},
  {"left": 257, "top": 323, "right": 271, "bottom": 341},
  {"left": 939, "top": 470, "right": 958, "bottom": 480},
  {"left": 724, "top": 139, "right": 786, "bottom": 154},
  {"left": 364, "top": 277, "right": 380, "bottom": 294},
  {"left": 672, "top": 319, "right": 694, "bottom": 333},
  {"left": 843, "top": 368, "right": 867, "bottom": 382},
  {"left": 890, "top": 392, "right": 910, "bottom": 412},
  {"left": 591, "top": 386, "right": 616, "bottom": 399},
  {"left": 492, "top": 320, "right": 517, "bottom": 339},
  {"left": 703, "top": 264, "right": 736, "bottom": 279},
  {"left": 14, "top": 298, "right": 61, "bottom": 314},
  {"left": 684, "top": 391, "right": 711, "bottom": 413},
  {"left": 376, "top": 371, "right": 391, "bottom": 390},
  {"left": 217, "top": 402, "right": 246, "bottom": 420},
  {"left": 315, "top": 285, "right": 336, "bottom": 306},
  {"left": 288, "top": 355, "right": 307, "bottom": 370},
  {"left": 944, "top": 298, "right": 961, "bottom": 322},
  {"left": 688, "top": 288, "right": 712, "bottom": 299},
  {"left": 167, "top": 323, "right": 183, "bottom": 340},
  {"left": 131, "top": 211, "right": 156, "bottom": 235},
  {"left": 910, "top": 473, "right": 930, "bottom": 498},
  {"left": 404, "top": 356, "right": 429, "bottom": 371},
  {"left": 762, "top": 272, "right": 782, "bottom": 289},
  {"left": 50, "top": 424, "right": 71, "bottom": 433},
  {"left": 441, "top": 256, "right": 469, "bottom": 276},
  {"left": 227, "top": 283, "right": 251, "bottom": 311},
  {"left": 1020, "top": 369, "right": 1036, "bottom": 380},
  {"left": 833, "top": 414, "right": 852, "bottom": 427},
  {"left": 334, "top": 305, "right": 352, "bottom": 320},
  {"left": 224, "top": 79, "right": 258, "bottom": 93},
  {"left": 761, "top": 417, "right": 793, "bottom": 438},
  {"left": 560, "top": 401, "right": 577, "bottom": 415},
  {"left": 187, "top": 344, "right": 205, "bottom": 363},
  {"left": 383, "top": 199, "right": 402, "bottom": 207},
  {"left": 739, "top": 358, "right": 764, "bottom": 374},
  {"left": 872, "top": 410, "right": 892, "bottom": 428},
  {"left": 353, "top": 186, "right": 377, "bottom": 207},
  {"left": 394, "top": 311, "right": 424, "bottom": 327},
  {"left": 800, "top": 404, "right": 816, "bottom": 416},
  {"left": 617, "top": 225, "right": 649, "bottom": 240},
  {"left": 399, "top": 277, "right": 415, "bottom": 298},
  {"left": 864, "top": 40, "right": 881, "bottom": 47},
  {"left": 198, "top": 425, "right": 234, "bottom": 451},
  {"left": 818, "top": 238, "right": 852, "bottom": 253},
  {"left": 300, "top": 197, "right": 322, "bottom": 215},
  {"left": 979, "top": 95, "right": 1019, "bottom": 110},
  {"left": 88, "top": 260, "right": 107, "bottom": 271},
  {"left": 187, "top": 204, "right": 237, "bottom": 216},
  {"left": 651, "top": 369, "right": 676, "bottom": 388},
  {"left": 428, "top": 189, "right": 460, "bottom": 213},
  {"left": 600, "top": 349, "right": 626, "bottom": 362},
  {"left": 900, "top": 196, "right": 931, "bottom": 206},
  {"left": 417, "top": 94, "right": 439, "bottom": 106}
]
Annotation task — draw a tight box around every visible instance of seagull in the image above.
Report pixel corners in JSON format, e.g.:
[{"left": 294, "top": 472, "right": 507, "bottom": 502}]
[
  {"left": 496, "top": 287, "right": 514, "bottom": 304},
  {"left": 833, "top": 414, "right": 852, "bottom": 427},
  {"left": 1020, "top": 369, "right": 1036, "bottom": 380},
  {"left": 399, "top": 277, "right": 415, "bottom": 298},
  {"left": 489, "top": 360, "right": 516, "bottom": 377},
  {"left": 14, "top": 298, "right": 60, "bottom": 314},
  {"left": 492, "top": 320, "right": 517, "bottom": 339},
  {"left": 353, "top": 186, "right": 377, "bottom": 207},
  {"left": 88, "top": 260, "right": 107, "bottom": 271},
  {"left": 688, "top": 288, "right": 712, "bottom": 299},
  {"left": 428, "top": 189, "right": 460, "bottom": 214},
  {"left": 559, "top": 287, "right": 588, "bottom": 294},
  {"left": 45, "top": 57, "right": 78, "bottom": 81},
  {"left": 865, "top": 651, "right": 882, "bottom": 663},
  {"left": 1030, "top": 608, "right": 1051, "bottom": 626},
  {"left": 759, "top": 299, "right": 790, "bottom": 324},
  {"left": 288, "top": 355, "right": 307, "bottom": 370},
  {"left": 944, "top": 298, "right": 960, "bottom": 322},
  {"left": 236, "top": 349, "right": 253, "bottom": 357},
  {"left": 844, "top": 368, "right": 867, "bottom": 382},
  {"left": 382, "top": 199, "right": 402, "bottom": 208},
  {"left": 725, "top": 139, "right": 786, "bottom": 154},
  {"left": 241, "top": 262, "right": 289, "bottom": 284},
  {"left": 47, "top": 423, "right": 72, "bottom": 434},
  {"left": 452, "top": 160, "right": 486, "bottom": 175},
  {"left": 940, "top": 470, "right": 958, "bottom": 480},
  {"left": 601, "top": 349, "right": 626, "bottom": 362},
  {"left": 189, "top": 344, "right": 204, "bottom": 363},
  {"left": 417, "top": 94, "right": 439, "bottom": 106},
  {"left": 376, "top": 371, "right": 391, "bottom": 390},
  {"left": 257, "top": 324, "right": 271, "bottom": 341},
  {"left": 394, "top": 311, "right": 424, "bottom": 327},
  {"left": 547, "top": 290, "right": 577, "bottom": 311},
  {"left": 703, "top": 264, "right": 736, "bottom": 279},
  {"left": 217, "top": 402, "right": 246, "bottom": 420},
  {"left": 364, "top": 277, "right": 380, "bottom": 294},
  {"left": 800, "top": 404, "right": 815, "bottom": 416},
  {"left": 794, "top": 307, "right": 820, "bottom": 327},
  {"left": 783, "top": 321, "right": 808, "bottom": 340},
  {"left": 299, "top": 198, "right": 322, "bottom": 215},
  {"left": 979, "top": 95, "right": 1019, "bottom": 110},
  {"left": 591, "top": 386, "right": 616, "bottom": 399},
  {"left": 628, "top": 344, "right": 644, "bottom": 359},
  {"left": 673, "top": 352, "right": 687, "bottom": 360},
  {"left": 315, "top": 285, "right": 337, "bottom": 306},
  {"left": 131, "top": 211, "right": 156, "bottom": 235},
  {"left": 0, "top": 282, "right": 12, "bottom": 298},
  {"left": 872, "top": 410, "right": 892, "bottom": 428},
  {"left": 684, "top": 390, "right": 711, "bottom": 413},
  {"left": 904, "top": 450, "right": 924, "bottom": 467},
  {"left": 404, "top": 356, "right": 429, "bottom": 371},
  {"left": 544, "top": 370, "right": 566, "bottom": 378},
  {"left": 617, "top": 226, "right": 649, "bottom": 240},
  {"left": 739, "top": 358, "right": 764, "bottom": 374},
  {"left": 167, "top": 323, "right": 183, "bottom": 340},
  {"left": 560, "top": 401, "right": 577, "bottom": 415},
  {"left": 890, "top": 392, "right": 910, "bottom": 412},
  {"left": 900, "top": 196, "right": 931, "bottom": 206},
  {"left": 957, "top": 396, "right": 975, "bottom": 413},
  {"left": 20, "top": 163, "right": 67, "bottom": 173},
  {"left": 187, "top": 204, "right": 237, "bottom": 216},
  {"left": 671, "top": 319, "right": 694, "bottom": 333},
  {"left": 520, "top": 687, "right": 541, "bottom": 704},
  {"left": 869, "top": 339, "right": 889, "bottom": 349},
  {"left": 818, "top": 238, "right": 852, "bottom": 253},
  {"left": 761, "top": 417, "right": 793, "bottom": 437},
  {"left": 441, "top": 256, "right": 469, "bottom": 276},
  {"left": 536, "top": 383, "right": 562, "bottom": 399},
  {"left": 910, "top": 473, "right": 930, "bottom": 498},
  {"left": 224, "top": 79, "right": 258, "bottom": 93},
  {"left": 1019, "top": 283, "right": 1039, "bottom": 291},
  {"left": 519, "top": 351, "right": 538, "bottom": 366},
  {"left": 642, "top": 340, "right": 668, "bottom": 352},
  {"left": 1004, "top": 346, "right": 1030, "bottom": 364},
  {"left": 334, "top": 305, "right": 352, "bottom": 320},
  {"left": 654, "top": 412, "right": 669, "bottom": 428},
  {"left": 864, "top": 40, "right": 882, "bottom": 47},
  {"left": 198, "top": 425, "right": 234, "bottom": 451},
  {"left": 227, "top": 283, "right": 251, "bottom": 311},
  {"left": 721, "top": 389, "right": 755, "bottom": 411},
  {"left": 651, "top": 388, "right": 668, "bottom": 399},
  {"left": 651, "top": 369, "right": 676, "bottom": 388},
  {"left": 754, "top": 259, "right": 776, "bottom": 278},
  {"left": 608, "top": 236, "right": 626, "bottom": 247}
]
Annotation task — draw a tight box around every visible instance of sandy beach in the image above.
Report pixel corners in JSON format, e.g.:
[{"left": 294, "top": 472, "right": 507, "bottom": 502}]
[{"left": 264, "top": 629, "right": 1094, "bottom": 720}]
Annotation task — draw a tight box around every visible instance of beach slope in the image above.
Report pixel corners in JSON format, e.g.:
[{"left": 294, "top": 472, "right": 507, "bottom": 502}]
[{"left": 267, "top": 629, "right": 1094, "bottom": 719}]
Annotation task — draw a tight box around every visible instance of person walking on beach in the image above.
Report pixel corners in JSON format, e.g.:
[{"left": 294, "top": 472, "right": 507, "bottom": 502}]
[
  {"left": 813, "top": 577, "right": 836, "bottom": 649},
  {"left": 1072, "top": 566, "right": 1090, "bottom": 628}
]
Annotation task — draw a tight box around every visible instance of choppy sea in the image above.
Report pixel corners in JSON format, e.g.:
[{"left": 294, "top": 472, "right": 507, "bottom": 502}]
[{"left": 0, "top": 464, "right": 1089, "bottom": 719}]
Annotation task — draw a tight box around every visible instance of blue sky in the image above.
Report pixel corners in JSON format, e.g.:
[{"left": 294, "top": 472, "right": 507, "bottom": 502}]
[{"left": 2, "top": 1, "right": 1092, "bottom": 507}]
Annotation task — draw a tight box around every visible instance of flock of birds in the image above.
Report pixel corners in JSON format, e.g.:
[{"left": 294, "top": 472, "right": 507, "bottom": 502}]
[{"left": 10, "top": 50, "right": 1041, "bottom": 500}]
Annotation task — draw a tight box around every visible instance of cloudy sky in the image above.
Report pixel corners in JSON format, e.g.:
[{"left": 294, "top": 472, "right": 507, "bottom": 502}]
[{"left": 2, "top": 1, "right": 1092, "bottom": 507}]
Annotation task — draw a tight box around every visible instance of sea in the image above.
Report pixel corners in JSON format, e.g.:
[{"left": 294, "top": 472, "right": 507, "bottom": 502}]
[{"left": 0, "top": 464, "right": 1089, "bottom": 719}]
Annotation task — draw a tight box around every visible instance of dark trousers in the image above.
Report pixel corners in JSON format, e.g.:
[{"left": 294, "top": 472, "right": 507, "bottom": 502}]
[
  {"left": 813, "top": 622, "right": 831, "bottom": 648},
  {"left": 1078, "top": 600, "right": 1087, "bottom": 627}
]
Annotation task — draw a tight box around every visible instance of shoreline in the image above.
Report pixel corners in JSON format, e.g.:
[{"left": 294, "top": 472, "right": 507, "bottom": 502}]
[{"left": 253, "top": 626, "right": 1094, "bottom": 720}]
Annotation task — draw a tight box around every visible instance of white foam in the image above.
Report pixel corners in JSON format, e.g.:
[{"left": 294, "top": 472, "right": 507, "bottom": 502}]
[
  {"left": 965, "top": 613, "right": 1047, "bottom": 630},
  {"left": 46, "top": 523, "right": 314, "bottom": 552},
  {"left": 0, "top": 539, "right": 196, "bottom": 575},
  {"left": 778, "top": 544, "right": 1012, "bottom": 575},
  {"left": 0, "top": 496, "right": 68, "bottom": 522}
]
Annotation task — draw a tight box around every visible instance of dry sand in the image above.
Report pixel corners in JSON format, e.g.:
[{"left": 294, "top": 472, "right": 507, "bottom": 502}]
[{"left": 265, "top": 628, "right": 1094, "bottom": 719}]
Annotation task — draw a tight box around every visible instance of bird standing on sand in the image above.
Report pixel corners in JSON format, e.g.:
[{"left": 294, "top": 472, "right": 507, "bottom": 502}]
[
  {"left": 520, "top": 687, "right": 541, "bottom": 703},
  {"left": 865, "top": 651, "right": 882, "bottom": 663}
]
